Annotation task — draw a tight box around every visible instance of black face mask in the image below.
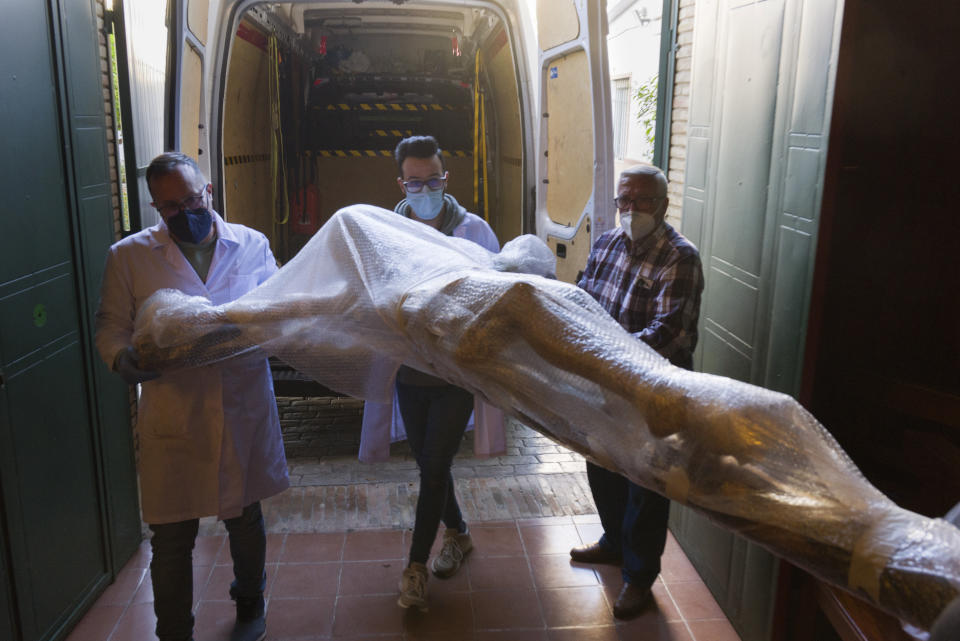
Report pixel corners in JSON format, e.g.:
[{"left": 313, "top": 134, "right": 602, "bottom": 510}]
[{"left": 167, "top": 207, "right": 213, "bottom": 243}]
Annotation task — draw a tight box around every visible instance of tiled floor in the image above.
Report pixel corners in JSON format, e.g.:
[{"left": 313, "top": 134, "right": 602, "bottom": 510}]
[{"left": 66, "top": 515, "right": 741, "bottom": 641}]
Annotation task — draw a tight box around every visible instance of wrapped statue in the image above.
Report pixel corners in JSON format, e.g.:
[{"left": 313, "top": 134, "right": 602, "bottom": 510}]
[{"left": 133, "top": 205, "right": 960, "bottom": 630}]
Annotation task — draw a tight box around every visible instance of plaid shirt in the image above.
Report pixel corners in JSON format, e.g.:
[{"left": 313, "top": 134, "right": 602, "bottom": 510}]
[{"left": 578, "top": 223, "right": 704, "bottom": 369}]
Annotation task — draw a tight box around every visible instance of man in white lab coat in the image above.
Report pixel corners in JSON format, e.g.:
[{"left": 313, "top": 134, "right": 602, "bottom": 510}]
[{"left": 95, "top": 152, "right": 288, "bottom": 641}]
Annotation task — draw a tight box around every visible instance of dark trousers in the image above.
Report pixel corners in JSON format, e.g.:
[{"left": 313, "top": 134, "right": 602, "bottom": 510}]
[
  {"left": 148, "top": 501, "right": 266, "bottom": 641},
  {"left": 396, "top": 381, "right": 475, "bottom": 565},
  {"left": 586, "top": 461, "right": 670, "bottom": 588}
]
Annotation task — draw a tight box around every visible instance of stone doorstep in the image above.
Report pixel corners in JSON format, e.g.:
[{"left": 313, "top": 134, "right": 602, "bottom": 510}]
[
  {"left": 169, "top": 413, "right": 591, "bottom": 535},
  {"left": 192, "top": 470, "right": 593, "bottom": 535}
]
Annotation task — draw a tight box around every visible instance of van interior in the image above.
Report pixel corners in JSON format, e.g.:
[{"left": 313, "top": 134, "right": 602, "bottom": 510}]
[{"left": 219, "top": 2, "right": 527, "bottom": 263}]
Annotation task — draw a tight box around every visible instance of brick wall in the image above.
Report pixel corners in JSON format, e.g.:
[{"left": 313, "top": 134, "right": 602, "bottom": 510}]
[
  {"left": 96, "top": 1, "right": 124, "bottom": 240},
  {"left": 95, "top": 0, "right": 141, "bottom": 447},
  {"left": 665, "top": 0, "right": 695, "bottom": 229},
  {"left": 277, "top": 397, "right": 366, "bottom": 458}
]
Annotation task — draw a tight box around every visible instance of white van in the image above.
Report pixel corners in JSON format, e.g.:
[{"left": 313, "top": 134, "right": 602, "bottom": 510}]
[{"left": 127, "top": 0, "right": 614, "bottom": 283}]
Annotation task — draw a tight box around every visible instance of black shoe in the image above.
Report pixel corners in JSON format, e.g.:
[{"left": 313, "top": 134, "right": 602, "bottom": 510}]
[
  {"left": 613, "top": 582, "right": 652, "bottom": 620},
  {"left": 231, "top": 597, "right": 266, "bottom": 641},
  {"left": 569, "top": 541, "right": 622, "bottom": 565}
]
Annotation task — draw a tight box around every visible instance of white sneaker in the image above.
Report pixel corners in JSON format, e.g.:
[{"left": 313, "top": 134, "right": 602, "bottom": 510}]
[
  {"left": 430, "top": 527, "right": 473, "bottom": 579},
  {"left": 398, "top": 562, "right": 429, "bottom": 611}
]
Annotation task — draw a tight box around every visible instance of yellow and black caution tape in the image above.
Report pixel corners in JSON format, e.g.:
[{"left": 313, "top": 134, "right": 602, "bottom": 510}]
[
  {"left": 371, "top": 129, "right": 414, "bottom": 138},
  {"left": 315, "top": 103, "right": 465, "bottom": 112},
  {"left": 224, "top": 153, "right": 271, "bottom": 166},
  {"left": 313, "top": 149, "right": 472, "bottom": 158}
]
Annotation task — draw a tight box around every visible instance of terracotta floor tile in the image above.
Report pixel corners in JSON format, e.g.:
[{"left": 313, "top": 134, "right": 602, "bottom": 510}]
[
  {"left": 596, "top": 580, "right": 678, "bottom": 623},
  {"left": 64, "top": 604, "right": 123, "bottom": 641},
  {"left": 658, "top": 553, "right": 702, "bottom": 583},
  {"left": 194, "top": 535, "right": 226, "bottom": 566},
  {"left": 400, "top": 590, "right": 473, "bottom": 638},
  {"left": 593, "top": 563, "right": 624, "bottom": 588},
  {"left": 539, "top": 586, "right": 611, "bottom": 628},
  {"left": 339, "top": 559, "right": 405, "bottom": 596},
  {"left": 687, "top": 618, "right": 741, "bottom": 641},
  {"left": 575, "top": 522, "right": 606, "bottom": 546},
  {"left": 662, "top": 534, "right": 683, "bottom": 559},
  {"left": 201, "top": 565, "right": 236, "bottom": 601},
  {"left": 96, "top": 568, "right": 145, "bottom": 606},
  {"left": 66, "top": 518, "right": 737, "bottom": 641},
  {"left": 193, "top": 599, "right": 236, "bottom": 640},
  {"left": 595, "top": 568, "right": 682, "bottom": 621},
  {"left": 530, "top": 554, "right": 600, "bottom": 589},
  {"left": 271, "top": 562, "right": 340, "bottom": 598},
  {"left": 429, "top": 561, "right": 472, "bottom": 593},
  {"left": 332, "top": 594, "right": 406, "bottom": 636},
  {"left": 213, "top": 532, "right": 287, "bottom": 566},
  {"left": 342, "top": 529, "right": 405, "bottom": 561},
  {"left": 468, "top": 556, "right": 534, "bottom": 591},
  {"left": 281, "top": 532, "right": 345, "bottom": 563},
  {"left": 475, "top": 630, "right": 549, "bottom": 641},
  {"left": 123, "top": 540, "right": 152, "bottom": 570},
  {"left": 472, "top": 588, "right": 544, "bottom": 629},
  {"left": 616, "top": 618, "right": 693, "bottom": 641},
  {"left": 109, "top": 602, "right": 157, "bottom": 641},
  {"left": 264, "top": 563, "right": 281, "bottom": 603},
  {"left": 264, "top": 533, "right": 286, "bottom": 564},
  {"left": 471, "top": 520, "right": 517, "bottom": 528},
  {"left": 572, "top": 514, "right": 602, "bottom": 525},
  {"left": 650, "top": 582, "right": 683, "bottom": 622},
  {"left": 548, "top": 625, "right": 620, "bottom": 641},
  {"left": 665, "top": 581, "right": 725, "bottom": 621},
  {"left": 469, "top": 525, "right": 524, "bottom": 557},
  {"left": 597, "top": 579, "right": 621, "bottom": 612},
  {"left": 193, "top": 565, "right": 213, "bottom": 607},
  {"left": 267, "top": 596, "right": 335, "bottom": 638},
  {"left": 519, "top": 524, "right": 583, "bottom": 556},
  {"left": 131, "top": 571, "right": 154, "bottom": 604},
  {"left": 517, "top": 516, "right": 574, "bottom": 527}
]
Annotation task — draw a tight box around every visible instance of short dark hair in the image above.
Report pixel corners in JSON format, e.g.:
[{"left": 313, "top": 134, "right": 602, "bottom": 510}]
[
  {"left": 146, "top": 152, "right": 204, "bottom": 196},
  {"left": 394, "top": 135, "right": 446, "bottom": 177}
]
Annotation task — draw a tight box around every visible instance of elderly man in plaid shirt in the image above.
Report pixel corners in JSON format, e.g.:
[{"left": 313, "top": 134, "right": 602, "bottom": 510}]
[{"left": 569, "top": 164, "right": 704, "bottom": 619}]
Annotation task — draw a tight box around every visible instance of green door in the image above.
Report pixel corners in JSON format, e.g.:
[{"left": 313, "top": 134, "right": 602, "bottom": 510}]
[
  {"left": 0, "top": 1, "right": 140, "bottom": 639},
  {"left": 675, "top": 0, "right": 844, "bottom": 639}
]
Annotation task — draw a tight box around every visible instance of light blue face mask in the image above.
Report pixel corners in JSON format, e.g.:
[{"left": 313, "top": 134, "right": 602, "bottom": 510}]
[{"left": 406, "top": 188, "right": 445, "bottom": 220}]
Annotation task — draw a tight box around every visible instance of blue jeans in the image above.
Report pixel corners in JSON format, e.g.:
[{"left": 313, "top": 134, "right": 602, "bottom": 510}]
[
  {"left": 396, "top": 382, "right": 475, "bottom": 565},
  {"left": 586, "top": 461, "right": 669, "bottom": 588},
  {"left": 149, "top": 501, "right": 266, "bottom": 641}
]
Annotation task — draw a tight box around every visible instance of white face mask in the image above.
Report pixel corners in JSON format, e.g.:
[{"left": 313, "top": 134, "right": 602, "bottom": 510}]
[
  {"left": 406, "top": 189, "right": 444, "bottom": 220},
  {"left": 619, "top": 211, "right": 658, "bottom": 241}
]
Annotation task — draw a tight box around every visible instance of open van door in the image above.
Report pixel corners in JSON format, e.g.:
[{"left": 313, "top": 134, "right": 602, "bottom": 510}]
[
  {"left": 168, "top": 0, "right": 211, "bottom": 176},
  {"left": 535, "top": 0, "right": 614, "bottom": 283}
]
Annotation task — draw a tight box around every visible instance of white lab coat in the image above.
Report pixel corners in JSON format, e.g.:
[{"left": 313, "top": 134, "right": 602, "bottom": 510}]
[
  {"left": 359, "top": 210, "right": 506, "bottom": 462},
  {"left": 95, "top": 212, "right": 289, "bottom": 524}
]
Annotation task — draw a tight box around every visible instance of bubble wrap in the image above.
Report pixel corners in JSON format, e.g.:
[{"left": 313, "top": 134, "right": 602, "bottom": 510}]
[{"left": 133, "top": 204, "right": 959, "bottom": 629}]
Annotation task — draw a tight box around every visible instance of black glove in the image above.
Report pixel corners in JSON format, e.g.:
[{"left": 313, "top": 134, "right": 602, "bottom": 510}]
[{"left": 113, "top": 347, "right": 160, "bottom": 385}]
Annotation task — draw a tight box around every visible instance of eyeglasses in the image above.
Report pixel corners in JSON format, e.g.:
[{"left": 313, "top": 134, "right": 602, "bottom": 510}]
[
  {"left": 402, "top": 177, "right": 446, "bottom": 193},
  {"left": 154, "top": 189, "right": 207, "bottom": 217},
  {"left": 614, "top": 195, "right": 663, "bottom": 211}
]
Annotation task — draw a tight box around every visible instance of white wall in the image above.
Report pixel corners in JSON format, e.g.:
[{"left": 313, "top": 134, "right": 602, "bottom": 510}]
[{"left": 607, "top": 0, "right": 663, "bottom": 174}]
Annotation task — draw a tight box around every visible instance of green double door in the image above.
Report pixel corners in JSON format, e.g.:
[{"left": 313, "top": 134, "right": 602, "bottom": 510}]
[
  {"left": 0, "top": 1, "right": 141, "bottom": 640},
  {"left": 675, "top": 0, "right": 845, "bottom": 639}
]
